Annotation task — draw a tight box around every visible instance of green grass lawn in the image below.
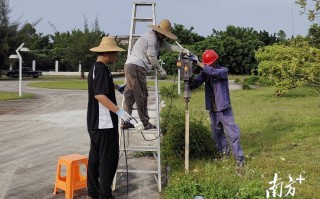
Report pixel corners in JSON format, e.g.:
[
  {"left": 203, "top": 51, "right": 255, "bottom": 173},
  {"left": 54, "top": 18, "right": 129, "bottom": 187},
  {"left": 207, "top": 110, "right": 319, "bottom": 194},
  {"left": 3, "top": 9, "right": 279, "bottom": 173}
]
[
  {"left": 0, "top": 91, "right": 35, "bottom": 100},
  {"left": 27, "top": 78, "right": 175, "bottom": 90},
  {"left": 161, "top": 86, "right": 320, "bottom": 199}
]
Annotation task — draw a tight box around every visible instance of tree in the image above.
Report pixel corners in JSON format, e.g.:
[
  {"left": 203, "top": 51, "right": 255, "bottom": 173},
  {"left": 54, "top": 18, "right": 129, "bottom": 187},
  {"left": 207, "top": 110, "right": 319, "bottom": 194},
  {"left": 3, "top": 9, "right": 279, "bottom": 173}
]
[
  {"left": 255, "top": 37, "right": 320, "bottom": 96},
  {"left": 171, "top": 24, "right": 205, "bottom": 45},
  {"left": 296, "top": 0, "right": 320, "bottom": 21},
  {"left": 160, "top": 25, "right": 284, "bottom": 75},
  {"left": 48, "top": 17, "right": 109, "bottom": 73},
  {"left": 0, "top": 0, "right": 19, "bottom": 69},
  {"left": 307, "top": 23, "right": 320, "bottom": 48},
  {"left": 0, "top": 0, "right": 45, "bottom": 71},
  {"left": 194, "top": 25, "right": 265, "bottom": 74}
]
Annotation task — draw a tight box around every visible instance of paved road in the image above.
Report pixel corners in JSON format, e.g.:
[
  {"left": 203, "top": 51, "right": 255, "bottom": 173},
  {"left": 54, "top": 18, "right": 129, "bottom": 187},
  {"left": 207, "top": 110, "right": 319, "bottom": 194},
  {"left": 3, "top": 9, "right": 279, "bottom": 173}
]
[{"left": 0, "top": 80, "right": 160, "bottom": 199}]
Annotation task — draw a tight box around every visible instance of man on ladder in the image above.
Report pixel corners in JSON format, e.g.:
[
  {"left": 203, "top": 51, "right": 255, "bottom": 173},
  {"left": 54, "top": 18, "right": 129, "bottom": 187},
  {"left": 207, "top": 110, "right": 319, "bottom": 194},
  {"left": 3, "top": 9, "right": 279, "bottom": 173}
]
[{"left": 122, "top": 19, "right": 190, "bottom": 130}]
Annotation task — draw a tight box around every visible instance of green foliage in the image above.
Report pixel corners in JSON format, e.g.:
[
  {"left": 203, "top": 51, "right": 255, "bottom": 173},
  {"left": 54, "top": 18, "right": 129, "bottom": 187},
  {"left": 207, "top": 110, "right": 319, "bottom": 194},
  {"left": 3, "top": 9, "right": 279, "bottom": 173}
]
[
  {"left": 160, "top": 25, "right": 285, "bottom": 75},
  {"left": 0, "top": 0, "right": 29, "bottom": 69},
  {"left": 242, "top": 82, "right": 252, "bottom": 90},
  {"left": 190, "top": 26, "right": 268, "bottom": 75},
  {"left": 159, "top": 83, "right": 179, "bottom": 98},
  {"left": 296, "top": 0, "right": 320, "bottom": 22},
  {"left": 242, "top": 76, "right": 275, "bottom": 87},
  {"left": 164, "top": 167, "right": 265, "bottom": 199},
  {"left": 255, "top": 37, "right": 320, "bottom": 96},
  {"left": 307, "top": 23, "right": 320, "bottom": 48},
  {"left": 234, "top": 78, "right": 241, "bottom": 83},
  {"left": 171, "top": 24, "right": 205, "bottom": 45},
  {"left": 49, "top": 27, "right": 105, "bottom": 72},
  {"left": 159, "top": 50, "right": 180, "bottom": 75},
  {"left": 160, "top": 105, "right": 216, "bottom": 167}
]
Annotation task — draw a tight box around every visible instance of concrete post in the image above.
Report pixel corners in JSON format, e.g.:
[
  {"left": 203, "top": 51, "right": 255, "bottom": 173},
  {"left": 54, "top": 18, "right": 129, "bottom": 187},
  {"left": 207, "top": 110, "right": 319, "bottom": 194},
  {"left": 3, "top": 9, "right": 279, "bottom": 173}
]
[
  {"left": 32, "top": 60, "right": 36, "bottom": 71},
  {"left": 55, "top": 60, "right": 59, "bottom": 72}
]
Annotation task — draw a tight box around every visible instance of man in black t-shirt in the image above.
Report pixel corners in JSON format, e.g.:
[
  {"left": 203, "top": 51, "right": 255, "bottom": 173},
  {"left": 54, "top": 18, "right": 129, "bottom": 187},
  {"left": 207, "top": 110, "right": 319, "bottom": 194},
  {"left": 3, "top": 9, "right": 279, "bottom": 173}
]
[{"left": 87, "top": 37, "right": 131, "bottom": 199}]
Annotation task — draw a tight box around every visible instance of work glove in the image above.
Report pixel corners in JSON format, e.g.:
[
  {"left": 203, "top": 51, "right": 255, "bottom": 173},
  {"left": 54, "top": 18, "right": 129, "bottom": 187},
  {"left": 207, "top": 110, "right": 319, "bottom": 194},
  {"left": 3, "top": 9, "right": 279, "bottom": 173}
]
[
  {"left": 158, "top": 68, "right": 167, "bottom": 79},
  {"left": 160, "top": 71, "right": 167, "bottom": 80},
  {"left": 189, "top": 55, "right": 199, "bottom": 65},
  {"left": 116, "top": 109, "right": 132, "bottom": 123},
  {"left": 117, "top": 84, "right": 126, "bottom": 94},
  {"left": 181, "top": 48, "right": 190, "bottom": 55}
]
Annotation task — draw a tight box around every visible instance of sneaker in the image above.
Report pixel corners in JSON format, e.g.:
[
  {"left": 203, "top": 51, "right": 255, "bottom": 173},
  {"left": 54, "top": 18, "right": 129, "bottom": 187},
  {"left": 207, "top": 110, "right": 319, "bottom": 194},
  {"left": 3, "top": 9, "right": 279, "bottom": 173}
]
[
  {"left": 144, "top": 123, "right": 156, "bottom": 130},
  {"left": 121, "top": 123, "right": 134, "bottom": 129}
]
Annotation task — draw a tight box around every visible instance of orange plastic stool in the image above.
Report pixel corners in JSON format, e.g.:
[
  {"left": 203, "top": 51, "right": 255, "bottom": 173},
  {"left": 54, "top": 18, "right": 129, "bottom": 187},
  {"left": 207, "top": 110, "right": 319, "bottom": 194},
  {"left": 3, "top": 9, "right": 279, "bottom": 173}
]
[{"left": 53, "top": 154, "right": 88, "bottom": 199}]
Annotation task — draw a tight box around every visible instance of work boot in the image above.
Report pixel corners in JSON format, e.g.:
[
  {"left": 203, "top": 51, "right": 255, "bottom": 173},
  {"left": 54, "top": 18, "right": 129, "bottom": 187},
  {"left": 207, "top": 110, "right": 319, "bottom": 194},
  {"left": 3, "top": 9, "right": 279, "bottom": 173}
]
[{"left": 144, "top": 122, "right": 156, "bottom": 130}]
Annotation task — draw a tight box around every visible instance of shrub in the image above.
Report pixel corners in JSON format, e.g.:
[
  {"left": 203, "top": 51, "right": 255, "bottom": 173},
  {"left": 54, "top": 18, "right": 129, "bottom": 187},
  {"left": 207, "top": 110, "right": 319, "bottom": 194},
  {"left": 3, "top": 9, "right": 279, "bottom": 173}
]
[
  {"left": 234, "top": 78, "right": 241, "bottom": 83},
  {"left": 160, "top": 106, "right": 216, "bottom": 167},
  {"left": 160, "top": 84, "right": 179, "bottom": 98},
  {"left": 242, "top": 82, "right": 252, "bottom": 90},
  {"left": 242, "top": 76, "right": 275, "bottom": 87}
]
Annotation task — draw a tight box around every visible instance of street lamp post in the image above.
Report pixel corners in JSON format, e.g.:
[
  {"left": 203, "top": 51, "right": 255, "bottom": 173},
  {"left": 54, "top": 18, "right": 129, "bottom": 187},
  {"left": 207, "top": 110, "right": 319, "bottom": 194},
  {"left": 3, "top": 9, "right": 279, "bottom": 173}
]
[{"left": 15, "top": 43, "right": 30, "bottom": 97}]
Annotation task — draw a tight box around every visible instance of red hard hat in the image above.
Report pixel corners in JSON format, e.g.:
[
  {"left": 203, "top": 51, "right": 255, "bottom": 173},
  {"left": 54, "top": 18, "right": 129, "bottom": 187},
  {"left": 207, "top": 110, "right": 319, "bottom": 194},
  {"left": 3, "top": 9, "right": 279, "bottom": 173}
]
[{"left": 202, "top": 50, "right": 218, "bottom": 65}]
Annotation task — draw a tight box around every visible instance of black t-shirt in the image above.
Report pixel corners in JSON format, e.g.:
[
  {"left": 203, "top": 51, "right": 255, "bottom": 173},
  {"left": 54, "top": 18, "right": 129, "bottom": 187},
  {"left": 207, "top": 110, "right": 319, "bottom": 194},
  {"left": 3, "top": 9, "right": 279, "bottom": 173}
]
[{"left": 87, "top": 62, "right": 118, "bottom": 130}]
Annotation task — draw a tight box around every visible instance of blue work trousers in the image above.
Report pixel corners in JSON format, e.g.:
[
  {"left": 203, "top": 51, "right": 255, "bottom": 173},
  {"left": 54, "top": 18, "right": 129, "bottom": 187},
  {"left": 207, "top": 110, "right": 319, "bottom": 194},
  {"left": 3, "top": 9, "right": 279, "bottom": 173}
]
[{"left": 209, "top": 108, "right": 244, "bottom": 161}]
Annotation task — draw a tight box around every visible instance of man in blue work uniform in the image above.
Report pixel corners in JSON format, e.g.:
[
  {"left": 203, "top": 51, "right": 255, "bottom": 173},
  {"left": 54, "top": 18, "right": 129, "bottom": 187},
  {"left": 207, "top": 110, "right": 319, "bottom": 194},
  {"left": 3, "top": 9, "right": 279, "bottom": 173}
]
[{"left": 190, "top": 49, "right": 245, "bottom": 169}]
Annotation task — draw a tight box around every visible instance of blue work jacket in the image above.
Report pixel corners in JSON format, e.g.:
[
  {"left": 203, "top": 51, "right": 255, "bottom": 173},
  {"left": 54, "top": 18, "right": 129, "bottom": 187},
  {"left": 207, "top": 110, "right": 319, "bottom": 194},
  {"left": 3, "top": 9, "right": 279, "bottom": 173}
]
[{"left": 191, "top": 65, "right": 231, "bottom": 112}]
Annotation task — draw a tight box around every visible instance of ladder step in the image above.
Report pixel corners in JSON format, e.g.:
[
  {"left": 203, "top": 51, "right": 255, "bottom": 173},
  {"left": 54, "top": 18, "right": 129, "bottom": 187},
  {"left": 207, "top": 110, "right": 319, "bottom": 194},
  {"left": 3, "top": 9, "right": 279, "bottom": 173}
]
[
  {"left": 134, "top": 2, "right": 156, "bottom": 5},
  {"left": 120, "top": 146, "right": 157, "bottom": 152},
  {"left": 132, "top": 34, "right": 141, "bottom": 38},
  {"left": 134, "top": 17, "right": 154, "bottom": 22},
  {"left": 147, "top": 87, "right": 156, "bottom": 91},
  {"left": 117, "top": 169, "right": 158, "bottom": 174},
  {"left": 131, "top": 115, "right": 157, "bottom": 120}
]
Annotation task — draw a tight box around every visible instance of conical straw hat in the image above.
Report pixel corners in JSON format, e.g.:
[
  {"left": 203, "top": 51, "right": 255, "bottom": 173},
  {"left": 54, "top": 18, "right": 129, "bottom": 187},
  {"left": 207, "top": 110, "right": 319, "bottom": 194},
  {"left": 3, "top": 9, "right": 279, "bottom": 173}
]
[
  {"left": 147, "top": 19, "right": 177, "bottom": 40},
  {"left": 90, "top": 36, "right": 125, "bottom": 52}
]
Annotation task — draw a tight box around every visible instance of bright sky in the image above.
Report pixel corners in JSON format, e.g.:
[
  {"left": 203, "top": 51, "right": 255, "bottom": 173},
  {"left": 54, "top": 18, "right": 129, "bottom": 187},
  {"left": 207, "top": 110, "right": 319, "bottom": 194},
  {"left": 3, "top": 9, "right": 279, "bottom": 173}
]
[{"left": 9, "top": 0, "right": 311, "bottom": 38}]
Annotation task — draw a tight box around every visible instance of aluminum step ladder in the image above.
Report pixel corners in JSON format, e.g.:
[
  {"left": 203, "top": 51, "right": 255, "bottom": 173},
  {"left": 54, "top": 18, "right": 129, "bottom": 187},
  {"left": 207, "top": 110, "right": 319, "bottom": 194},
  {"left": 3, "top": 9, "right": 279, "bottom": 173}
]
[{"left": 112, "top": 2, "right": 163, "bottom": 193}]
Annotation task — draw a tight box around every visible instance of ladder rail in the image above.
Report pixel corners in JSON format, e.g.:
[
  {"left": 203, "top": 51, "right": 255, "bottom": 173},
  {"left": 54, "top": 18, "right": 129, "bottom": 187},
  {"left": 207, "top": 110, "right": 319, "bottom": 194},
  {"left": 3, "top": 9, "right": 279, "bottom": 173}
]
[{"left": 113, "top": 1, "right": 162, "bottom": 193}]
